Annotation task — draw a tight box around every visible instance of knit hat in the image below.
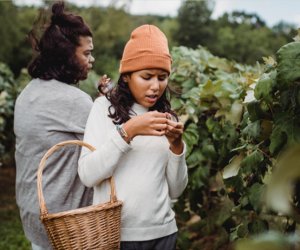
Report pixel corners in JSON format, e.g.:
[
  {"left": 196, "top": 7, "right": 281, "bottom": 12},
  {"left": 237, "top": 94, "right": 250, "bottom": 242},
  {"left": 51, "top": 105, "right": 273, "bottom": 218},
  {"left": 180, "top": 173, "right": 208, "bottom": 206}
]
[{"left": 119, "top": 24, "right": 172, "bottom": 74}]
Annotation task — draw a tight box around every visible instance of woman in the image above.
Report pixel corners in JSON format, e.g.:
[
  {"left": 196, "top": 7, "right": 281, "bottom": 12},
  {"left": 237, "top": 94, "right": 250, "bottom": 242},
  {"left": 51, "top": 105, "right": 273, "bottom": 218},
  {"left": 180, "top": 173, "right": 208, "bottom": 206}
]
[
  {"left": 14, "top": 2, "right": 95, "bottom": 249},
  {"left": 79, "top": 24, "right": 188, "bottom": 250}
]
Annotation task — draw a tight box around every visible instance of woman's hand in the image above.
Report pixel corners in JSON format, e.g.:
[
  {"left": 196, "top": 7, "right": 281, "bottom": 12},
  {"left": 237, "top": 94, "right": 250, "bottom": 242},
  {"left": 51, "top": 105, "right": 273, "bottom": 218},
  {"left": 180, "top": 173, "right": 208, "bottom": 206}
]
[
  {"left": 122, "top": 111, "right": 184, "bottom": 154},
  {"left": 123, "top": 111, "right": 169, "bottom": 141},
  {"left": 98, "top": 74, "right": 113, "bottom": 96},
  {"left": 165, "top": 118, "right": 184, "bottom": 155}
]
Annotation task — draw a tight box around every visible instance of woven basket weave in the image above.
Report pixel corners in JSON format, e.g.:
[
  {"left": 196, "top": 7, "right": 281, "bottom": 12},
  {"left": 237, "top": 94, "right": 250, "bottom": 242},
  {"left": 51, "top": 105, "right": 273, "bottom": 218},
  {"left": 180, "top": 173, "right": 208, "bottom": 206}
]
[{"left": 37, "top": 140, "right": 123, "bottom": 250}]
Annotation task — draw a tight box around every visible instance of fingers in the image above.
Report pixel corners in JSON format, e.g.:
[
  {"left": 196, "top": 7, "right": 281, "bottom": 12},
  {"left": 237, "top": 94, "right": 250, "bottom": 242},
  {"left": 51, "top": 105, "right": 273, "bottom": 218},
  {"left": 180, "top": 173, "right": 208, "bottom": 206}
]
[
  {"left": 145, "top": 111, "right": 168, "bottom": 126},
  {"left": 152, "top": 123, "right": 168, "bottom": 131},
  {"left": 135, "top": 111, "right": 183, "bottom": 137},
  {"left": 149, "top": 110, "right": 169, "bottom": 118},
  {"left": 147, "top": 112, "right": 183, "bottom": 134},
  {"left": 98, "top": 74, "right": 113, "bottom": 95},
  {"left": 153, "top": 121, "right": 183, "bottom": 138},
  {"left": 165, "top": 129, "right": 181, "bottom": 138},
  {"left": 166, "top": 119, "right": 184, "bottom": 130},
  {"left": 99, "top": 74, "right": 110, "bottom": 85},
  {"left": 153, "top": 117, "right": 169, "bottom": 124},
  {"left": 165, "top": 120, "right": 183, "bottom": 139},
  {"left": 152, "top": 129, "right": 166, "bottom": 136},
  {"left": 103, "top": 76, "right": 111, "bottom": 85}
]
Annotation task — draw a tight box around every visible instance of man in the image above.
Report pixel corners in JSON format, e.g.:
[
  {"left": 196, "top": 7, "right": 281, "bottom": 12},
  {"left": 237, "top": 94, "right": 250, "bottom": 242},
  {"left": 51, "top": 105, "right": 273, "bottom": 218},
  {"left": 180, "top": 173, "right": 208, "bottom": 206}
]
[{"left": 14, "top": 2, "right": 95, "bottom": 249}]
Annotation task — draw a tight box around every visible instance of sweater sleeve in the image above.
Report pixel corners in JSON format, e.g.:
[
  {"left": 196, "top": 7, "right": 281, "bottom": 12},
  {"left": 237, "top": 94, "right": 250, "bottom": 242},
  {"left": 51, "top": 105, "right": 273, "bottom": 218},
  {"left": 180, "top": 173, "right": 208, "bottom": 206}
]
[
  {"left": 78, "top": 97, "right": 132, "bottom": 187},
  {"left": 166, "top": 142, "right": 188, "bottom": 199},
  {"left": 67, "top": 95, "right": 93, "bottom": 140}
]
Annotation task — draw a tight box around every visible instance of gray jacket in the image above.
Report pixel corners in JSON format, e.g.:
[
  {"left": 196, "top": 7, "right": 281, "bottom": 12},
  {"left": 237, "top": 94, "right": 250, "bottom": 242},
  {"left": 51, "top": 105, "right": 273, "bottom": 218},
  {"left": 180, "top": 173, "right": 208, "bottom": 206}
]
[{"left": 14, "top": 78, "right": 93, "bottom": 248}]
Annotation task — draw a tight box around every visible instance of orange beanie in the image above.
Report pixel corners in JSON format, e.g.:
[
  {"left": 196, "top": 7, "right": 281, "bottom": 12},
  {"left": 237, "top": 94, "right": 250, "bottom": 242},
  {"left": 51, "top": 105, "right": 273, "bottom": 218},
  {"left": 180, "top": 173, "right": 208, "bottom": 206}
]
[{"left": 119, "top": 24, "right": 172, "bottom": 74}]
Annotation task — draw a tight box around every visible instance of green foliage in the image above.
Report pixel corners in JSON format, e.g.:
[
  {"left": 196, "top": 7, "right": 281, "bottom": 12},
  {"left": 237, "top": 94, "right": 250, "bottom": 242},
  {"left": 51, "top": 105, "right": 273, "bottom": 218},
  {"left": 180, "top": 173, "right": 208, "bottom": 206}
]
[
  {"left": 0, "top": 0, "right": 293, "bottom": 78},
  {"left": 174, "top": 1, "right": 292, "bottom": 65},
  {"left": 234, "top": 231, "right": 300, "bottom": 250},
  {"left": 79, "top": 70, "right": 101, "bottom": 99},
  {"left": 0, "top": 209, "right": 31, "bottom": 250},
  {"left": 210, "top": 13, "right": 290, "bottom": 65},
  {"left": 266, "top": 145, "right": 300, "bottom": 217},
  {"left": 170, "top": 46, "right": 260, "bottom": 248},
  {"left": 0, "top": 63, "right": 19, "bottom": 166},
  {"left": 277, "top": 42, "right": 300, "bottom": 87},
  {"left": 170, "top": 43, "right": 300, "bottom": 249},
  {"left": 175, "top": 0, "right": 215, "bottom": 48},
  {"left": 0, "top": 1, "right": 20, "bottom": 68},
  {"left": 254, "top": 70, "right": 277, "bottom": 103},
  {"left": 0, "top": 1, "right": 36, "bottom": 76}
]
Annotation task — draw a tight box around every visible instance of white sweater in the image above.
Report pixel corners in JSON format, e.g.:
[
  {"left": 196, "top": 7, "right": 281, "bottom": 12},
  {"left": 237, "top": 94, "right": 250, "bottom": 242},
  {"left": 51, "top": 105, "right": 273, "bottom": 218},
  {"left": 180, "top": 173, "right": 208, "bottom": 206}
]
[{"left": 78, "top": 96, "right": 188, "bottom": 241}]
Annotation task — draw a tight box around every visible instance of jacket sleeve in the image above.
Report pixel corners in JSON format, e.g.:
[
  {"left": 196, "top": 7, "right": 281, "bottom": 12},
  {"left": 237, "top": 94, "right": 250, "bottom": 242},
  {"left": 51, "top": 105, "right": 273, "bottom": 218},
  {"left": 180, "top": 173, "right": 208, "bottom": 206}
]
[
  {"left": 78, "top": 97, "right": 132, "bottom": 187},
  {"left": 166, "top": 142, "right": 188, "bottom": 199}
]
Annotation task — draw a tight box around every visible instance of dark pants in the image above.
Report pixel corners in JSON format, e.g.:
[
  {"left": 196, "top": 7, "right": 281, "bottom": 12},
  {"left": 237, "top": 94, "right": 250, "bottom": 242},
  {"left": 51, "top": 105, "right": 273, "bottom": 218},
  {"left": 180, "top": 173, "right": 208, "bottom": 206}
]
[{"left": 120, "top": 232, "right": 177, "bottom": 250}]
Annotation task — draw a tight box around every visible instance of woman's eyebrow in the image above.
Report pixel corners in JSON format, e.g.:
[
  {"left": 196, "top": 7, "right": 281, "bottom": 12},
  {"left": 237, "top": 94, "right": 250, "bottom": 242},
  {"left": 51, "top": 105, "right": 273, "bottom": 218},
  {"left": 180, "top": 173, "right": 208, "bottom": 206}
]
[{"left": 142, "top": 71, "right": 168, "bottom": 77}]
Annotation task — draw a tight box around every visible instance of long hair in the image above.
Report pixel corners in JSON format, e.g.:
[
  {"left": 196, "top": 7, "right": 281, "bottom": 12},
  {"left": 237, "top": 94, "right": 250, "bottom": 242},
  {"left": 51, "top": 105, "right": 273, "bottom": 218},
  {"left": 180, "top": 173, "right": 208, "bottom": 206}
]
[
  {"left": 106, "top": 74, "right": 178, "bottom": 124},
  {"left": 27, "top": 1, "right": 92, "bottom": 84}
]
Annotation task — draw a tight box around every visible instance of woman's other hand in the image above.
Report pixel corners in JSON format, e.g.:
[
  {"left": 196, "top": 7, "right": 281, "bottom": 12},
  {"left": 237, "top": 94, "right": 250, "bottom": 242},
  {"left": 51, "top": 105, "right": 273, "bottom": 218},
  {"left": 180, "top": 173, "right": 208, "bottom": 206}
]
[{"left": 165, "top": 118, "right": 184, "bottom": 154}]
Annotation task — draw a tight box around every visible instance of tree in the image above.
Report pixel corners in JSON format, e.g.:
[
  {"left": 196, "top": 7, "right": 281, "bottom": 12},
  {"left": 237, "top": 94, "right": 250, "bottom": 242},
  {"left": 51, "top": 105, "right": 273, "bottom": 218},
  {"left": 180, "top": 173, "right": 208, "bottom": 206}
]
[
  {"left": 207, "top": 12, "right": 289, "bottom": 64},
  {"left": 0, "top": 1, "right": 20, "bottom": 72},
  {"left": 10, "top": 6, "right": 37, "bottom": 75},
  {"left": 175, "top": 0, "right": 215, "bottom": 48},
  {"left": 272, "top": 21, "right": 297, "bottom": 42},
  {"left": 0, "top": 1, "right": 37, "bottom": 76},
  {"left": 226, "top": 11, "right": 266, "bottom": 28}
]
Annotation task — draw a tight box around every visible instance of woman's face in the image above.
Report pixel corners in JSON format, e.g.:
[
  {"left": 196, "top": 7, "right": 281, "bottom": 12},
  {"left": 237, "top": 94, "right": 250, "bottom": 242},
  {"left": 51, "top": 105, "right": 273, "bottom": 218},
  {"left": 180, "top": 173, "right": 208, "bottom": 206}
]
[
  {"left": 124, "top": 69, "right": 169, "bottom": 108},
  {"left": 75, "top": 36, "right": 95, "bottom": 80}
]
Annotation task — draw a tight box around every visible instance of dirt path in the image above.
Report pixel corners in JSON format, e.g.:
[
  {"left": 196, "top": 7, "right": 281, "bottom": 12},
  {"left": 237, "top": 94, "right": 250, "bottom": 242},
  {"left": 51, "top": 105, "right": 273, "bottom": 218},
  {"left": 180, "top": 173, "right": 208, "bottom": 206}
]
[
  {"left": 0, "top": 167, "right": 16, "bottom": 210},
  {"left": 0, "top": 167, "right": 31, "bottom": 249}
]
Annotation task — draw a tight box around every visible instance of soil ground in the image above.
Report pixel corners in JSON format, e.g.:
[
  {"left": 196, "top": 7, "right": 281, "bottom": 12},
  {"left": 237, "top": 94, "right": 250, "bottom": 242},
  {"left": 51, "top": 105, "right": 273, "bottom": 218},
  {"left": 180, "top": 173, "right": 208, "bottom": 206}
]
[{"left": 0, "top": 167, "right": 30, "bottom": 250}]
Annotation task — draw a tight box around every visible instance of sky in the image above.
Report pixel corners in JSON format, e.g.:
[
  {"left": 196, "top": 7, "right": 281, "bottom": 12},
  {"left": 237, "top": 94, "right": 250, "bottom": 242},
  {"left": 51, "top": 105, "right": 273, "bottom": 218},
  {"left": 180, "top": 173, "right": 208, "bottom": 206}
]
[{"left": 13, "top": 0, "right": 300, "bottom": 28}]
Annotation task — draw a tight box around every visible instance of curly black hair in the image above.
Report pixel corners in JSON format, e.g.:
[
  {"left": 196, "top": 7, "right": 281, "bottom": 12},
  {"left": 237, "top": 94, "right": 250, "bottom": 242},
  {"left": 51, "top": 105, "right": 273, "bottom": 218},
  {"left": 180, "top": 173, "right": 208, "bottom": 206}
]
[{"left": 28, "top": 1, "right": 92, "bottom": 84}]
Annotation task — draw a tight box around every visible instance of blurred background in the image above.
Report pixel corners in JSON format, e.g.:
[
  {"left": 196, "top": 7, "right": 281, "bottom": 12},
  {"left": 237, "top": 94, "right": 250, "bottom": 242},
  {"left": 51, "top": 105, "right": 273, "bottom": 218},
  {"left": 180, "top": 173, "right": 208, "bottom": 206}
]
[
  {"left": 1, "top": 0, "right": 300, "bottom": 249},
  {"left": 2, "top": 0, "right": 298, "bottom": 79}
]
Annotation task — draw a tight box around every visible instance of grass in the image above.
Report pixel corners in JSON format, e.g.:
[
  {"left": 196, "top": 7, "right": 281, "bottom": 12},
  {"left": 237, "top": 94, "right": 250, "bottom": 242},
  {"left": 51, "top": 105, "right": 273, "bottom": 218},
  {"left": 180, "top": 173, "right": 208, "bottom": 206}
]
[{"left": 0, "top": 167, "right": 31, "bottom": 250}]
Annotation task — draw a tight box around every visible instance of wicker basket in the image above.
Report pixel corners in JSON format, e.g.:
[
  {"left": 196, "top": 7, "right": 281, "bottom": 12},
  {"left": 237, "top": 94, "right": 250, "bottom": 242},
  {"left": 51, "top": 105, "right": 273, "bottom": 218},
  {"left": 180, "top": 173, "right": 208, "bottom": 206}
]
[{"left": 37, "top": 140, "right": 123, "bottom": 250}]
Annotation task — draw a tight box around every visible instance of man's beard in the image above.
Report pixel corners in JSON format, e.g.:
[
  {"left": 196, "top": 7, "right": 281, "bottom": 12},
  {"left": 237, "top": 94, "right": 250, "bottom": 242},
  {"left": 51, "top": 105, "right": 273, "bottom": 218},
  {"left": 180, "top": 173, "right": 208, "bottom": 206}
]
[{"left": 78, "top": 66, "right": 89, "bottom": 81}]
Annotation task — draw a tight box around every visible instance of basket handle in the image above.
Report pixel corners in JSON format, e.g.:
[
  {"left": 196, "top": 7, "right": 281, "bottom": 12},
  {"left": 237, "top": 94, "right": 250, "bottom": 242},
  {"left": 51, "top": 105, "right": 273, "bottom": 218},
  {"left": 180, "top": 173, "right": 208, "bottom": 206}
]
[{"left": 37, "top": 140, "right": 118, "bottom": 216}]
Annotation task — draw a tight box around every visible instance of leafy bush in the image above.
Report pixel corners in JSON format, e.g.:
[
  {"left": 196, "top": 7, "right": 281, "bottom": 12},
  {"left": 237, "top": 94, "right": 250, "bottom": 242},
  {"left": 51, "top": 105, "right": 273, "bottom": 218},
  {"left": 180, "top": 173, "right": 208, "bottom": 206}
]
[
  {"left": 0, "top": 63, "right": 22, "bottom": 166},
  {"left": 170, "top": 44, "right": 300, "bottom": 249}
]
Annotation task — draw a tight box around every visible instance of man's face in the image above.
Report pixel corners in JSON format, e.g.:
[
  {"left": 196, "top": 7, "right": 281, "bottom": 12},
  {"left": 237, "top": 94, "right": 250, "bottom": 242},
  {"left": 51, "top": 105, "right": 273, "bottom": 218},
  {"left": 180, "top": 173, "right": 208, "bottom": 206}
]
[{"left": 75, "top": 36, "right": 94, "bottom": 80}]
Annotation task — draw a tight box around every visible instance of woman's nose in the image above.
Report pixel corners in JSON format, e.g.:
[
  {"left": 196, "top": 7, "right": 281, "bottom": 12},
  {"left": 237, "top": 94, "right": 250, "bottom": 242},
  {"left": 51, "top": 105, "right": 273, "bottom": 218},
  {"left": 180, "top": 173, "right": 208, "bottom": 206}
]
[{"left": 150, "top": 78, "right": 159, "bottom": 91}]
